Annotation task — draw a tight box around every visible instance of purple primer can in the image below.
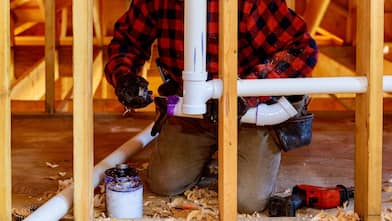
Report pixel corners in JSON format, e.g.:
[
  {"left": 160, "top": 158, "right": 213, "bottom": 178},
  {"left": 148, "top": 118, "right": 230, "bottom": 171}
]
[{"left": 104, "top": 164, "right": 143, "bottom": 218}]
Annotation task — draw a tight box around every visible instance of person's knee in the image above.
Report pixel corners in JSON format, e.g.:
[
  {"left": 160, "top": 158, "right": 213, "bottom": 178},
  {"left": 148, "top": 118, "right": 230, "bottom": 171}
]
[
  {"left": 148, "top": 164, "right": 199, "bottom": 196},
  {"left": 237, "top": 188, "right": 270, "bottom": 213},
  {"left": 149, "top": 174, "right": 189, "bottom": 196}
]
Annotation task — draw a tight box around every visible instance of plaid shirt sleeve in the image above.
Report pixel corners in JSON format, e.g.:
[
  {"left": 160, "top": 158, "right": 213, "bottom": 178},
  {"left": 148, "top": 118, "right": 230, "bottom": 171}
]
[
  {"left": 104, "top": 0, "right": 158, "bottom": 87},
  {"left": 243, "top": 0, "right": 319, "bottom": 106}
]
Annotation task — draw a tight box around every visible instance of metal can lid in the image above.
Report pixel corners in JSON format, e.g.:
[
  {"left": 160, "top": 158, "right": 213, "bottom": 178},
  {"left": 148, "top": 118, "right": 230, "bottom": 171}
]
[
  {"left": 106, "top": 176, "right": 143, "bottom": 192},
  {"left": 116, "top": 163, "right": 129, "bottom": 170},
  {"left": 104, "top": 164, "right": 137, "bottom": 179}
]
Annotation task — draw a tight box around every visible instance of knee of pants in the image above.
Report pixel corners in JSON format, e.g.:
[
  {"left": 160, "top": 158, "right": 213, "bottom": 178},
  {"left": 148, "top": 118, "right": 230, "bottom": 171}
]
[
  {"left": 148, "top": 166, "right": 199, "bottom": 196},
  {"left": 237, "top": 190, "right": 270, "bottom": 213}
]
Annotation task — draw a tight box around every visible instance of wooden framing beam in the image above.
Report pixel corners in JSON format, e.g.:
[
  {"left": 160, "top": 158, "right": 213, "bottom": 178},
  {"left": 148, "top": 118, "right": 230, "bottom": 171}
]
[
  {"left": 60, "top": 8, "right": 68, "bottom": 40},
  {"left": 218, "top": 0, "right": 237, "bottom": 220},
  {"left": 36, "top": 0, "right": 45, "bottom": 20},
  {"left": 303, "top": 0, "right": 331, "bottom": 36},
  {"left": 355, "top": 0, "right": 383, "bottom": 220},
  {"left": 286, "top": 0, "right": 295, "bottom": 10},
  {"left": 73, "top": 0, "right": 94, "bottom": 220},
  {"left": 0, "top": 0, "right": 12, "bottom": 220},
  {"left": 9, "top": 16, "right": 15, "bottom": 83},
  {"left": 346, "top": 0, "right": 355, "bottom": 44},
  {"left": 328, "top": 1, "right": 348, "bottom": 17},
  {"left": 313, "top": 52, "right": 355, "bottom": 77},
  {"left": 10, "top": 0, "right": 31, "bottom": 9},
  {"left": 93, "top": 0, "right": 103, "bottom": 46},
  {"left": 59, "top": 50, "right": 104, "bottom": 101},
  {"left": 316, "top": 28, "right": 345, "bottom": 45},
  {"left": 13, "top": 8, "right": 44, "bottom": 23},
  {"left": 13, "top": 36, "right": 112, "bottom": 46},
  {"left": 11, "top": 54, "right": 59, "bottom": 100},
  {"left": 45, "top": 0, "right": 56, "bottom": 114},
  {"left": 14, "top": 21, "right": 38, "bottom": 35}
]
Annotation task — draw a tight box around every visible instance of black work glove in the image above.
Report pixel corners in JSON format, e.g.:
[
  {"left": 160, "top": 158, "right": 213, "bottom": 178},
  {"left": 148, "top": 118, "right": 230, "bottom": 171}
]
[
  {"left": 203, "top": 97, "right": 249, "bottom": 124},
  {"left": 115, "top": 74, "right": 153, "bottom": 109},
  {"left": 158, "top": 80, "right": 181, "bottom": 96},
  {"left": 151, "top": 96, "right": 169, "bottom": 136}
]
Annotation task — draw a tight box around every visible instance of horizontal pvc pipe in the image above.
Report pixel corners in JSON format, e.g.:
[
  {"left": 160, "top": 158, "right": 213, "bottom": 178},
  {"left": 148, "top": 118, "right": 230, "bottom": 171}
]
[
  {"left": 241, "top": 97, "right": 298, "bottom": 126},
  {"left": 24, "top": 123, "right": 157, "bottom": 221},
  {"left": 172, "top": 96, "right": 297, "bottom": 126},
  {"left": 384, "top": 76, "right": 392, "bottom": 92},
  {"left": 238, "top": 77, "right": 368, "bottom": 96}
]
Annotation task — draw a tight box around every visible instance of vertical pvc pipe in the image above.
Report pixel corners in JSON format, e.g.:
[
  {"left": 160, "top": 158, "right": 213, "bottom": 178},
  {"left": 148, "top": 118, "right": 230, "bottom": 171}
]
[
  {"left": 45, "top": 0, "right": 56, "bottom": 114},
  {"left": 0, "top": 0, "right": 11, "bottom": 220},
  {"left": 218, "top": 0, "right": 238, "bottom": 220},
  {"left": 182, "top": 0, "right": 208, "bottom": 114},
  {"left": 355, "top": 0, "right": 383, "bottom": 220},
  {"left": 73, "top": 0, "right": 94, "bottom": 219}
]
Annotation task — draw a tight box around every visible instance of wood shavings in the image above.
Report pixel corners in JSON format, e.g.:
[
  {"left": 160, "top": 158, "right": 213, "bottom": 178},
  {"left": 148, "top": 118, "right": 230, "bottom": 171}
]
[
  {"left": 98, "top": 184, "right": 105, "bottom": 194},
  {"left": 385, "top": 196, "right": 392, "bottom": 203},
  {"left": 45, "top": 175, "right": 60, "bottom": 180},
  {"left": 384, "top": 186, "right": 392, "bottom": 192},
  {"left": 186, "top": 208, "right": 218, "bottom": 221},
  {"left": 143, "top": 198, "right": 173, "bottom": 218},
  {"left": 310, "top": 209, "right": 360, "bottom": 221},
  {"left": 335, "top": 208, "right": 359, "bottom": 221},
  {"left": 383, "top": 208, "right": 392, "bottom": 221},
  {"left": 168, "top": 197, "right": 199, "bottom": 210},
  {"left": 385, "top": 214, "right": 392, "bottom": 221},
  {"left": 238, "top": 211, "right": 264, "bottom": 220},
  {"left": 57, "top": 178, "right": 73, "bottom": 192},
  {"left": 45, "top": 161, "right": 59, "bottom": 168},
  {"left": 94, "top": 194, "right": 106, "bottom": 208},
  {"left": 181, "top": 187, "right": 219, "bottom": 220},
  {"left": 136, "top": 162, "right": 149, "bottom": 171},
  {"left": 58, "top": 172, "right": 67, "bottom": 177},
  {"left": 62, "top": 213, "right": 74, "bottom": 220},
  {"left": 311, "top": 211, "right": 338, "bottom": 221}
]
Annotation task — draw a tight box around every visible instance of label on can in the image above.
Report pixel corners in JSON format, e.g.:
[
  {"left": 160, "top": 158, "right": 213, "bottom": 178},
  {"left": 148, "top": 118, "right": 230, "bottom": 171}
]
[{"left": 104, "top": 164, "right": 143, "bottom": 219}]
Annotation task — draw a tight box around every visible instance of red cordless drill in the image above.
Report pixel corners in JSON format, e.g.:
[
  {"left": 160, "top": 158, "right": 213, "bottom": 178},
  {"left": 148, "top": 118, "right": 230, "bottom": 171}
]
[{"left": 268, "top": 184, "right": 354, "bottom": 217}]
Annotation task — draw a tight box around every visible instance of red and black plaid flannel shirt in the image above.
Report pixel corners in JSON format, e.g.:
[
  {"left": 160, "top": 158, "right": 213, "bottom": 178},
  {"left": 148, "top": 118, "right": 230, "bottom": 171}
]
[{"left": 105, "top": 0, "right": 318, "bottom": 107}]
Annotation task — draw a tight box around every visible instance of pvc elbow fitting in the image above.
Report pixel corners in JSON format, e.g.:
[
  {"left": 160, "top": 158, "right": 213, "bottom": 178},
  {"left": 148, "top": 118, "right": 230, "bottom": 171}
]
[{"left": 241, "top": 97, "right": 298, "bottom": 126}]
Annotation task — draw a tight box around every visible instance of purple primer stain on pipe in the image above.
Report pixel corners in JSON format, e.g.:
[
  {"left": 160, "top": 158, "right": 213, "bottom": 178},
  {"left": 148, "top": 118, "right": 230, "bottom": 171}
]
[
  {"left": 167, "top": 95, "right": 180, "bottom": 116},
  {"left": 194, "top": 47, "right": 197, "bottom": 72},
  {"left": 201, "top": 32, "right": 204, "bottom": 65}
]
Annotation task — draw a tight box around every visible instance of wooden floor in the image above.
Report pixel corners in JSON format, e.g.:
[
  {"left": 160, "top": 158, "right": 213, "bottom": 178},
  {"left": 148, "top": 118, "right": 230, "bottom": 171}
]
[{"left": 10, "top": 111, "right": 392, "bottom": 218}]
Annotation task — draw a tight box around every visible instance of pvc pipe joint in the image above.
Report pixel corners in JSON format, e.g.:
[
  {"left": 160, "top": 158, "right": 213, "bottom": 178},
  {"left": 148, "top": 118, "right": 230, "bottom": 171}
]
[
  {"left": 182, "top": 76, "right": 222, "bottom": 114},
  {"left": 182, "top": 0, "right": 211, "bottom": 114},
  {"left": 241, "top": 97, "right": 298, "bottom": 126}
]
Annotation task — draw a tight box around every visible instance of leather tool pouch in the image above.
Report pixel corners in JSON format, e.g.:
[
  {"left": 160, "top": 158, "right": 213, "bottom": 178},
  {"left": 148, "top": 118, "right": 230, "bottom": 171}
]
[{"left": 270, "top": 96, "right": 313, "bottom": 152}]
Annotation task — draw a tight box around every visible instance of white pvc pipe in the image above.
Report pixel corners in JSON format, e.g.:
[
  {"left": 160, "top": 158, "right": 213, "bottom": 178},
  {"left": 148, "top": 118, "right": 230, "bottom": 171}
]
[
  {"left": 238, "top": 77, "right": 368, "bottom": 96},
  {"left": 24, "top": 123, "right": 157, "bottom": 221},
  {"left": 182, "top": 0, "right": 208, "bottom": 114},
  {"left": 383, "top": 76, "right": 392, "bottom": 92},
  {"left": 172, "top": 97, "right": 297, "bottom": 126},
  {"left": 241, "top": 97, "right": 297, "bottom": 126}
]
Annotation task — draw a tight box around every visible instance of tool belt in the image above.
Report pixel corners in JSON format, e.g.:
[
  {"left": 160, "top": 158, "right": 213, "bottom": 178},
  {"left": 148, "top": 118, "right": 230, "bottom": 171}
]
[{"left": 270, "top": 96, "right": 313, "bottom": 152}]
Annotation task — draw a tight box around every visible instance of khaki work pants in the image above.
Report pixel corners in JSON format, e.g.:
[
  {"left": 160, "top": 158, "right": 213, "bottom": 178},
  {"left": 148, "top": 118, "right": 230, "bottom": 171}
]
[
  {"left": 147, "top": 116, "right": 281, "bottom": 213},
  {"left": 148, "top": 96, "right": 307, "bottom": 213}
]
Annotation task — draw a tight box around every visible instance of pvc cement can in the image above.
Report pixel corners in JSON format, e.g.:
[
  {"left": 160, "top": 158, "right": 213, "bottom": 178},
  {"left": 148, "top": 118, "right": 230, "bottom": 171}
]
[{"left": 104, "top": 163, "right": 143, "bottom": 218}]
